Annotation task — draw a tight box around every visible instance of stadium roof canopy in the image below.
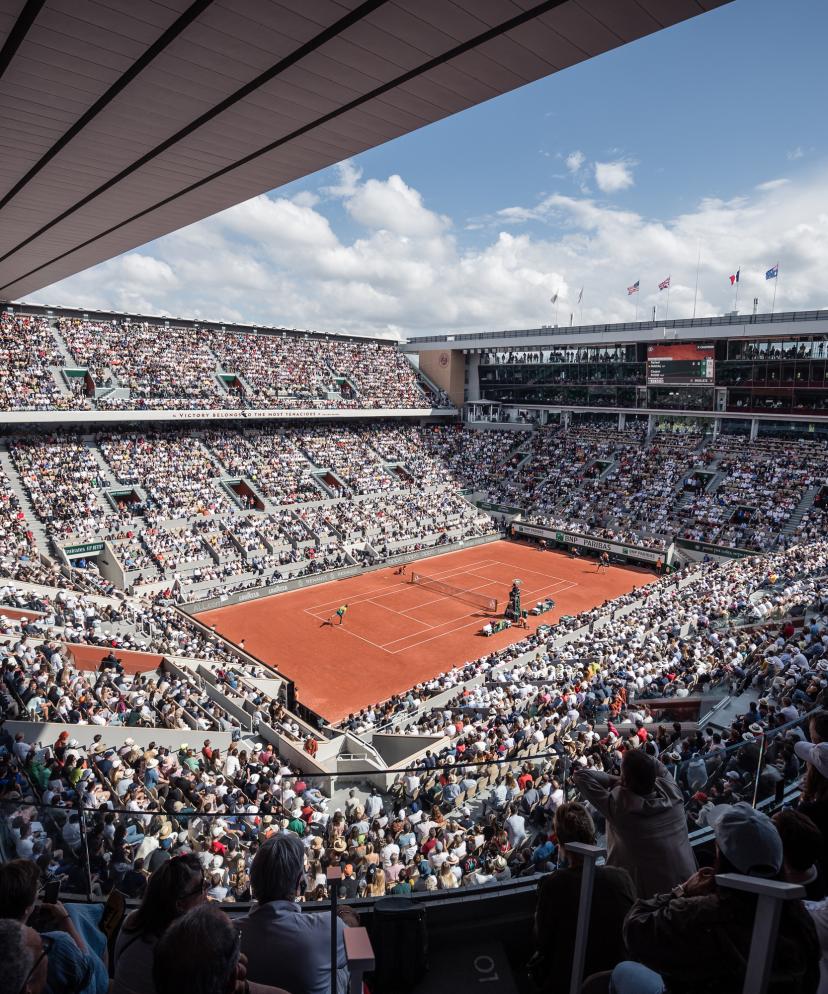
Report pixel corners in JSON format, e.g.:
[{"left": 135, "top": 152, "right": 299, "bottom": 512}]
[{"left": 0, "top": 0, "right": 728, "bottom": 301}]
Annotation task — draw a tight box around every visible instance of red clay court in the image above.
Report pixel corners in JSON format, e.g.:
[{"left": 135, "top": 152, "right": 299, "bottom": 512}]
[{"left": 196, "top": 540, "right": 656, "bottom": 722}]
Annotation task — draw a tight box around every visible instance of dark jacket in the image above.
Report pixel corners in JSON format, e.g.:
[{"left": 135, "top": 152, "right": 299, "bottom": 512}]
[
  {"left": 534, "top": 864, "right": 636, "bottom": 993},
  {"left": 573, "top": 764, "right": 697, "bottom": 897},
  {"left": 623, "top": 886, "right": 820, "bottom": 994}
]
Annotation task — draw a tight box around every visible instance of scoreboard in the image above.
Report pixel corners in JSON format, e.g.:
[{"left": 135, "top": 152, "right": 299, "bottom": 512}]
[{"left": 647, "top": 343, "right": 715, "bottom": 385}]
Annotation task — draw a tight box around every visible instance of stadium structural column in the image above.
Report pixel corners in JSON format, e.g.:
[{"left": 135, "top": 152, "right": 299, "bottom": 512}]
[
  {"left": 566, "top": 843, "right": 607, "bottom": 994},
  {"left": 750, "top": 418, "right": 759, "bottom": 441},
  {"left": 715, "top": 875, "right": 805, "bottom": 994},
  {"left": 562, "top": 410, "right": 572, "bottom": 430},
  {"left": 713, "top": 417, "right": 721, "bottom": 439},
  {"left": 327, "top": 866, "right": 342, "bottom": 994},
  {"left": 618, "top": 412, "right": 626, "bottom": 431},
  {"left": 647, "top": 414, "right": 656, "bottom": 438}
]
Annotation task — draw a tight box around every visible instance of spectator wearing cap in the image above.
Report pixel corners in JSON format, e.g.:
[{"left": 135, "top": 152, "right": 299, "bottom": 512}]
[
  {"left": 112, "top": 853, "right": 206, "bottom": 994},
  {"left": 239, "top": 834, "right": 349, "bottom": 994},
  {"left": 572, "top": 750, "right": 696, "bottom": 898},
  {"left": 339, "top": 864, "right": 358, "bottom": 900},
  {"left": 531, "top": 802, "right": 635, "bottom": 993},
  {"left": 616, "top": 803, "right": 820, "bottom": 994},
  {"left": 153, "top": 903, "right": 291, "bottom": 994}
]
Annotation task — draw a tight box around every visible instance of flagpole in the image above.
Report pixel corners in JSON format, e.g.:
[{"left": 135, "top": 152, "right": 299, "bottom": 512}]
[
  {"left": 734, "top": 268, "right": 740, "bottom": 313},
  {"left": 771, "top": 263, "right": 779, "bottom": 315},
  {"left": 692, "top": 243, "right": 701, "bottom": 319},
  {"left": 579, "top": 289, "right": 583, "bottom": 326},
  {"left": 665, "top": 279, "right": 671, "bottom": 322}
]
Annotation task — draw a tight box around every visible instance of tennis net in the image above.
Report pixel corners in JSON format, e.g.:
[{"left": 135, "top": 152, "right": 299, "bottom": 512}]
[{"left": 409, "top": 571, "right": 498, "bottom": 613}]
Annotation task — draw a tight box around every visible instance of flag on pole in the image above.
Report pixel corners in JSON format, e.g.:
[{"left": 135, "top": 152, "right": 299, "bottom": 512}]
[
  {"left": 765, "top": 264, "right": 779, "bottom": 280},
  {"left": 658, "top": 276, "right": 671, "bottom": 291},
  {"left": 627, "top": 281, "right": 640, "bottom": 295},
  {"left": 729, "top": 269, "right": 740, "bottom": 285},
  {"left": 577, "top": 287, "right": 583, "bottom": 304},
  {"left": 550, "top": 292, "right": 558, "bottom": 304}
]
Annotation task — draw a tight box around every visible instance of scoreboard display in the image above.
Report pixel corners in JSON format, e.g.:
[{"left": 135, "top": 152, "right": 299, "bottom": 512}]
[{"left": 647, "top": 342, "right": 715, "bottom": 385}]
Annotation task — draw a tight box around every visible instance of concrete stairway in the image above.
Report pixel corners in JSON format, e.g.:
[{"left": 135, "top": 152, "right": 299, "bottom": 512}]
[
  {"left": 82, "top": 438, "right": 119, "bottom": 487},
  {"left": 48, "top": 321, "right": 77, "bottom": 365},
  {"left": 783, "top": 485, "right": 820, "bottom": 536},
  {"left": 0, "top": 443, "right": 54, "bottom": 558}
]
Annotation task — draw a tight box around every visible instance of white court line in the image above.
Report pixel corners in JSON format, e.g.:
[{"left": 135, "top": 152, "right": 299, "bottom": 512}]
[
  {"left": 302, "top": 552, "right": 587, "bottom": 656},
  {"left": 306, "top": 574, "right": 502, "bottom": 639},
  {"left": 301, "top": 558, "right": 502, "bottom": 614},
  {"left": 383, "top": 614, "right": 504, "bottom": 654},
  {"left": 384, "top": 581, "right": 580, "bottom": 654}
]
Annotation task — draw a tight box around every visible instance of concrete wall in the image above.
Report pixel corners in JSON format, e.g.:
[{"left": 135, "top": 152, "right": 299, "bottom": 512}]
[
  {"left": 5, "top": 720, "right": 235, "bottom": 753},
  {"left": 418, "top": 349, "right": 465, "bottom": 407},
  {"left": 371, "top": 733, "right": 447, "bottom": 767}
]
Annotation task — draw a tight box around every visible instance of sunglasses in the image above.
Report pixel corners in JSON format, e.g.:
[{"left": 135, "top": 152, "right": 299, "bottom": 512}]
[{"left": 19, "top": 934, "right": 52, "bottom": 994}]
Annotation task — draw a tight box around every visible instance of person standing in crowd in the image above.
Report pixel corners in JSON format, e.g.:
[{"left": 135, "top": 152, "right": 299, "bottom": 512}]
[
  {"left": 530, "top": 802, "right": 635, "bottom": 992},
  {"left": 153, "top": 904, "right": 291, "bottom": 994},
  {"left": 572, "top": 750, "right": 696, "bottom": 897},
  {"left": 614, "top": 803, "right": 820, "bottom": 994},
  {"left": 239, "top": 834, "right": 350, "bottom": 994},
  {"left": 112, "top": 853, "right": 206, "bottom": 994}
]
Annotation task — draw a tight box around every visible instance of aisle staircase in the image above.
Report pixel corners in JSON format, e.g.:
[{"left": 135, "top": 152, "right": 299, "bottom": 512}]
[
  {"left": 782, "top": 485, "right": 820, "bottom": 537},
  {"left": 0, "top": 443, "right": 53, "bottom": 558}
]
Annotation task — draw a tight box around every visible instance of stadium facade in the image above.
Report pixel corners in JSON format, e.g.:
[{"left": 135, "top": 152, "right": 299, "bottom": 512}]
[{"left": 406, "top": 309, "right": 828, "bottom": 435}]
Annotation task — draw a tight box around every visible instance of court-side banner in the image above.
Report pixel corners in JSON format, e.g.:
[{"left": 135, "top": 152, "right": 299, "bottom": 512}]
[
  {"left": 0, "top": 407, "right": 456, "bottom": 425},
  {"left": 513, "top": 523, "right": 665, "bottom": 564},
  {"left": 184, "top": 533, "right": 500, "bottom": 614}
]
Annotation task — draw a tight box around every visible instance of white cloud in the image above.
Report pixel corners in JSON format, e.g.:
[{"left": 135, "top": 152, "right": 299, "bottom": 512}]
[
  {"left": 320, "top": 159, "right": 362, "bottom": 198},
  {"left": 787, "top": 146, "right": 805, "bottom": 161},
  {"left": 755, "top": 178, "right": 789, "bottom": 191},
  {"left": 565, "top": 150, "right": 585, "bottom": 174},
  {"left": 291, "top": 190, "right": 320, "bottom": 208},
  {"left": 25, "top": 165, "right": 828, "bottom": 337},
  {"left": 594, "top": 160, "right": 636, "bottom": 193},
  {"left": 344, "top": 174, "right": 449, "bottom": 237}
]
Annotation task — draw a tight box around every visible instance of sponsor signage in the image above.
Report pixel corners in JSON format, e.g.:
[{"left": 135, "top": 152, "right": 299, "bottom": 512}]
[
  {"left": 63, "top": 541, "right": 105, "bottom": 557},
  {"left": 514, "top": 523, "right": 664, "bottom": 563},
  {"left": 188, "top": 534, "right": 499, "bottom": 613},
  {"left": 674, "top": 538, "right": 754, "bottom": 560},
  {"left": 477, "top": 500, "right": 525, "bottom": 515},
  {"left": 0, "top": 407, "right": 456, "bottom": 425}
]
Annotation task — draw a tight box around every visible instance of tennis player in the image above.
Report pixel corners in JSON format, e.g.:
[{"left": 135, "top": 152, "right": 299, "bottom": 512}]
[{"left": 336, "top": 603, "right": 349, "bottom": 625}]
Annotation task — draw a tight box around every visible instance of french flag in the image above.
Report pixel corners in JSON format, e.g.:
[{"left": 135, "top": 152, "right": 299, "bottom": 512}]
[{"left": 729, "top": 269, "right": 740, "bottom": 285}]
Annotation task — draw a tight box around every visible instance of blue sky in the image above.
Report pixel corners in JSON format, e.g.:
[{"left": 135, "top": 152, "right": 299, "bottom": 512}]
[{"left": 32, "top": 0, "right": 828, "bottom": 337}]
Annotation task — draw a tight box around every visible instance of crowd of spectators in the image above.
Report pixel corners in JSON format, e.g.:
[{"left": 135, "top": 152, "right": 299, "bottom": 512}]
[
  {"left": 59, "top": 320, "right": 226, "bottom": 410},
  {"left": 0, "top": 514, "right": 827, "bottom": 992},
  {"left": 14, "top": 317, "right": 434, "bottom": 413},
  {"left": 0, "top": 314, "right": 75, "bottom": 412}
]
